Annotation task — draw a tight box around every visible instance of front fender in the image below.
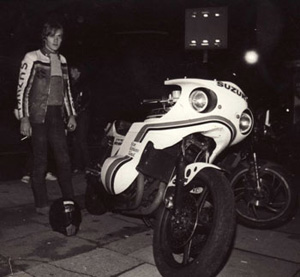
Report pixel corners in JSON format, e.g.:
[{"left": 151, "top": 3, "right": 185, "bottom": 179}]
[{"left": 167, "top": 162, "right": 222, "bottom": 188}]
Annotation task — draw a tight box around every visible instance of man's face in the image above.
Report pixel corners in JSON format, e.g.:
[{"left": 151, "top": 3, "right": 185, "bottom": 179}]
[
  {"left": 70, "top": 68, "right": 81, "bottom": 80},
  {"left": 44, "top": 28, "right": 63, "bottom": 52}
]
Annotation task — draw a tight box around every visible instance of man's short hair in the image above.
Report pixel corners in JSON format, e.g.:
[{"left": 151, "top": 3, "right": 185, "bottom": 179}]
[
  {"left": 70, "top": 62, "right": 84, "bottom": 73},
  {"left": 41, "top": 20, "right": 64, "bottom": 41}
]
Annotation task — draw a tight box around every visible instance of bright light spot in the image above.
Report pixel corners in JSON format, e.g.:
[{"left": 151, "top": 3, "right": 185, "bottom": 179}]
[
  {"left": 203, "top": 13, "right": 209, "bottom": 17},
  {"left": 189, "top": 40, "right": 197, "bottom": 47},
  {"left": 244, "top": 50, "right": 259, "bottom": 64},
  {"left": 201, "top": 39, "right": 209, "bottom": 46},
  {"left": 215, "top": 39, "right": 221, "bottom": 43},
  {"left": 215, "top": 13, "right": 220, "bottom": 17}
]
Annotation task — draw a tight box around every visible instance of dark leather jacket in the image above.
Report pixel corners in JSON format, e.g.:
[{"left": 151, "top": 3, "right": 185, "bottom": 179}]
[{"left": 17, "top": 49, "right": 76, "bottom": 123}]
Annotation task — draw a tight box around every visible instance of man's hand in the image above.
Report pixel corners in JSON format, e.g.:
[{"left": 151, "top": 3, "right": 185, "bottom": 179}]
[
  {"left": 20, "top": 117, "right": 32, "bottom": 137},
  {"left": 67, "top": 115, "right": 77, "bottom": 132}
]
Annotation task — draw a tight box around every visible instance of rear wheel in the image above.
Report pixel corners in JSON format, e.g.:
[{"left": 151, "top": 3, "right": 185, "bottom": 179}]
[
  {"left": 231, "top": 161, "right": 298, "bottom": 229},
  {"left": 153, "top": 168, "right": 236, "bottom": 277},
  {"left": 85, "top": 173, "right": 108, "bottom": 215}
]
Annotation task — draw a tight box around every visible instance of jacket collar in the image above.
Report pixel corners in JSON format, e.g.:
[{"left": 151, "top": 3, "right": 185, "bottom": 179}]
[{"left": 41, "top": 47, "right": 59, "bottom": 58}]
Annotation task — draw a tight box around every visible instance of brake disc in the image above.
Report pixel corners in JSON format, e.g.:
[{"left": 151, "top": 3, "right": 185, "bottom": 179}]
[{"left": 168, "top": 193, "right": 198, "bottom": 250}]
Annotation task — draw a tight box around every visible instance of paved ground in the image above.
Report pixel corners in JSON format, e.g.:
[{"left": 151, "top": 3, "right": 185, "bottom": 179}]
[{"left": 0, "top": 173, "right": 299, "bottom": 277}]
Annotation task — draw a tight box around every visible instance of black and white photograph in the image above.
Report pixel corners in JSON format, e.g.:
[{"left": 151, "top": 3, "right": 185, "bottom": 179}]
[{"left": 0, "top": 0, "right": 299, "bottom": 276}]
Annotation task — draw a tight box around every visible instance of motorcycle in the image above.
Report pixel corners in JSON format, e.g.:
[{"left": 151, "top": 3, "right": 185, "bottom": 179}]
[
  {"left": 85, "top": 78, "right": 253, "bottom": 277},
  {"left": 217, "top": 109, "right": 298, "bottom": 229}
]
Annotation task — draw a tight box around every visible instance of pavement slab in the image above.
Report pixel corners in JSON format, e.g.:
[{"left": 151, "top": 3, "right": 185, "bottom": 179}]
[
  {"left": 0, "top": 206, "right": 49, "bottom": 242},
  {"left": 0, "top": 174, "right": 86, "bottom": 209},
  {"left": 12, "top": 263, "right": 85, "bottom": 277},
  {"left": 50, "top": 248, "right": 142, "bottom": 277},
  {"left": 218, "top": 248, "right": 300, "bottom": 277},
  {"left": 118, "top": 263, "right": 162, "bottom": 277},
  {"left": 105, "top": 230, "right": 153, "bottom": 255},
  {"left": 4, "top": 272, "right": 32, "bottom": 277},
  {"left": 129, "top": 245, "right": 155, "bottom": 265},
  {"left": 77, "top": 211, "right": 149, "bottom": 244},
  {"left": 234, "top": 224, "right": 300, "bottom": 263},
  {"left": 0, "top": 181, "right": 33, "bottom": 208},
  {"left": 0, "top": 230, "right": 97, "bottom": 272}
]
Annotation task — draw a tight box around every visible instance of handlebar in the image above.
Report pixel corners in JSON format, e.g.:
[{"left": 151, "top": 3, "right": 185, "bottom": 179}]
[
  {"left": 141, "top": 90, "right": 181, "bottom": 105},
  {"left": 141, "top": 98, "right": 170, "bottom": 105}
]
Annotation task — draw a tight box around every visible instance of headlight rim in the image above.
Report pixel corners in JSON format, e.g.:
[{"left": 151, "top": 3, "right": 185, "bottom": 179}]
[
  {"left": 190, "top": 90, "right": 208, "bottom": 112},
  {"left": 189, "top": 88, "right": 217, "bottom": 113},
  {"left": 239, "top": 109, "right": 253, "bottom": 135}
]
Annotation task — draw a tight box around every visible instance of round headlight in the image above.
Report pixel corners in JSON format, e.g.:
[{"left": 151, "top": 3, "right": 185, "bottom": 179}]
[
  {"left": 239, "top": 110, "right": 253, "bottom": 134},
  {"left": 190, "top": 90, "right": 208, "bottom": 112}
]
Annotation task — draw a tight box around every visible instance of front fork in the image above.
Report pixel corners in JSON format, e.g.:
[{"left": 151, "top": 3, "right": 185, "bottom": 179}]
[
  {"left": 249, "top": 150, "right": 267, "bottom": 207},
  {"left": 173, "top": 137, "right": 211, "bottom": 210},
  {"left": 252, "top": 151, "right": 262, "bottom": 191},
  {"left": 174, "top": 151, "right": 186, "bottom": 210}
]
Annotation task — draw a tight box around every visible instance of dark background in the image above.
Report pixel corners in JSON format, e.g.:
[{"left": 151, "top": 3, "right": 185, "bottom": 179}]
[{"left": 0, "top": 0, "right": 300, "bottom": 179}]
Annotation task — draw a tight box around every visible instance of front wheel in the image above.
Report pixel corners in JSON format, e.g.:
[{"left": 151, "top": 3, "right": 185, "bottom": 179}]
[
  {"left": 153, "top": 168, "right": 236, "bottom": 277},
  {"left": 231, "top": 161, "right": 298, "bottom": 229}
]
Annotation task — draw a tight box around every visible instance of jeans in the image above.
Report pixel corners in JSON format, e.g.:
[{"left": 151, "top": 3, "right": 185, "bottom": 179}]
[
  {"left": 23, "top": 141, "right": 56, "bottom": 176},
  {"left": 31, "top": 106, "right": 74, "bottom": 208}
]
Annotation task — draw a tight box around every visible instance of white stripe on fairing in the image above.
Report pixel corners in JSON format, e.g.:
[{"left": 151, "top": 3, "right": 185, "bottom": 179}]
[
  {"left": 105, "top": 156, "right": 132, "bottom": 194},
  {"left": 134, "top": 116, "right": 236, "bottom": 143}
]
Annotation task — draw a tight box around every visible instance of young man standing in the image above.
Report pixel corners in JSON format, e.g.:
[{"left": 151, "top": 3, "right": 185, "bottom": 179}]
[{"left": 17, "top": 20, "right": 77, "bottom": 215}]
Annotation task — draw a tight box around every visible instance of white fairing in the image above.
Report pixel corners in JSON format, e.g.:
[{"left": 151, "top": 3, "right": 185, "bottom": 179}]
[
  {"left": 101, "top": 78, "right": 252, "bottom": 194},
  {"left": 167, "top": 162, "right": 221, "bottom": 189}
]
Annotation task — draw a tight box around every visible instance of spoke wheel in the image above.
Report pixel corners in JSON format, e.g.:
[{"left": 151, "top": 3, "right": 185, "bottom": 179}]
[
  {"left": 153, "top": 168, "right": 235, "bottom": 277},
  {"left": 231, "top": 161, "right": 298, "bottom": 229},
  {"left": 168, "top": 193, "right": 198, "bottom": 251}
]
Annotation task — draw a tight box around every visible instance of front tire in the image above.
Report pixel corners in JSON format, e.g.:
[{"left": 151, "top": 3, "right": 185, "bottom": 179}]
[{"left": 153, "top": 168, "right": 236, "bottom": 277}]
